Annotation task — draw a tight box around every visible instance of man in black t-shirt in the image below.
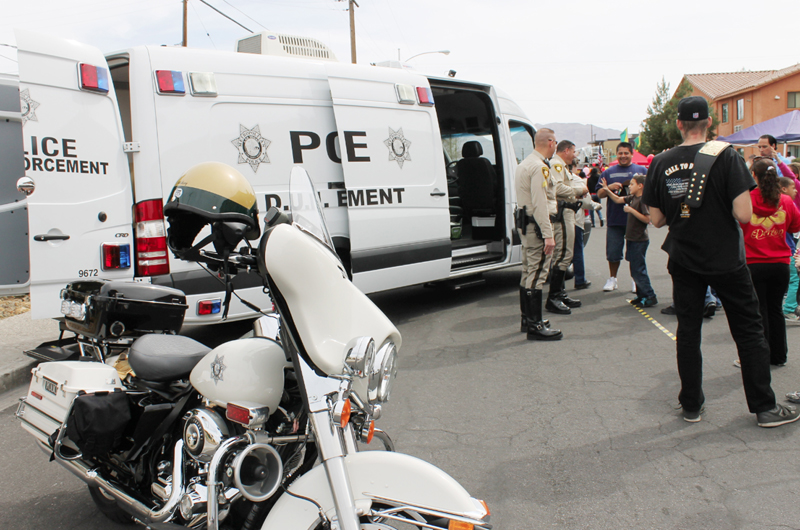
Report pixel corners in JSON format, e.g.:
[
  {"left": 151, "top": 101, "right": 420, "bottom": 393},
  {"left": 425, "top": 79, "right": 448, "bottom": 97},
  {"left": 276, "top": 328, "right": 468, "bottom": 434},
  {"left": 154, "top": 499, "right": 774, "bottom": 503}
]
[{"left": 642, "top": 96, "right": 799, "bottom": 428}]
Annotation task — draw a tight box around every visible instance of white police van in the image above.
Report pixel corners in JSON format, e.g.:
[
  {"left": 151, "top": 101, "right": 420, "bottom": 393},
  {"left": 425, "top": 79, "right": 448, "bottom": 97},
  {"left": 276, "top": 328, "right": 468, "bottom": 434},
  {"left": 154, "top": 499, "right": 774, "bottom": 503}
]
[{"left": 12, "top": 29, "right": 537, "bottom": 323}]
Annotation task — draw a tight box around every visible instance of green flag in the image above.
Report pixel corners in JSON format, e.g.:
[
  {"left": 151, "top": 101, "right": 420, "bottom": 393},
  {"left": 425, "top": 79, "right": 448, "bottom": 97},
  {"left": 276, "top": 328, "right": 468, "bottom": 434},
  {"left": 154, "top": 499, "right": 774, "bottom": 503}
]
[
  {"left": 635, "top": 135, "right": 641, "bottom": 149},
  {"left": 620, "top": 128, "right": 628, "bottom": 143}
]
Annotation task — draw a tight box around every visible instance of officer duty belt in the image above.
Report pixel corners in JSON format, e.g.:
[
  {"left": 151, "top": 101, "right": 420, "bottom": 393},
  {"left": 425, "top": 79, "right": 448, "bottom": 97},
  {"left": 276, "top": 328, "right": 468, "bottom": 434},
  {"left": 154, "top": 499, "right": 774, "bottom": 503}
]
[{"left": 684, "top": 140, "right": 731, "bottom": 208}]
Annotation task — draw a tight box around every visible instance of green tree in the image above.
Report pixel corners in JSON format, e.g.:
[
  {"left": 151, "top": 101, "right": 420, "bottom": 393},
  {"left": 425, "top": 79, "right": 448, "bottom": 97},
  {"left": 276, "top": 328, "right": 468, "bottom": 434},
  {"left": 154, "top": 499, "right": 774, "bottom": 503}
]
[{"left": 640, "top": 78, "right": 717, "bottom": 155}]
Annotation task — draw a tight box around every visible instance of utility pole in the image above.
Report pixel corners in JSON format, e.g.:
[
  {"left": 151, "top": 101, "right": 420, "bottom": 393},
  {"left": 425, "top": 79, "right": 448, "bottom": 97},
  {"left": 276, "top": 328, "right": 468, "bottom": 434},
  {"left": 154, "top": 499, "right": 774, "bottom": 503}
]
[
  {"left": 182, "top": 0, "right": 188, "bottom": 47},
  {"left": 349, "top": 0, "right": 359, "bottom": 64}
]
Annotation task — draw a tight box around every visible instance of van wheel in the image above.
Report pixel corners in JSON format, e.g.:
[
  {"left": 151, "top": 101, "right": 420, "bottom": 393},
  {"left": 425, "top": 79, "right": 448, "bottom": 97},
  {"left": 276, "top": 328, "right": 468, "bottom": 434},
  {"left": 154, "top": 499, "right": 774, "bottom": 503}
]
[{"left": 88, "top": 486, "right": 135, "bottom": 525}]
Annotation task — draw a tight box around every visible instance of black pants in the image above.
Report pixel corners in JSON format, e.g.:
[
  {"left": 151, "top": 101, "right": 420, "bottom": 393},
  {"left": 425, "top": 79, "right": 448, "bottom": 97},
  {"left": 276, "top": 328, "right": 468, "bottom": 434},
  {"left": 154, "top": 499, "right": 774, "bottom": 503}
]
[
  {"left": 668, "top": 260, "right": 775, "bottom": 414},
  {"left": 748, "top": 262, "right": 789, "bottom": 365}
]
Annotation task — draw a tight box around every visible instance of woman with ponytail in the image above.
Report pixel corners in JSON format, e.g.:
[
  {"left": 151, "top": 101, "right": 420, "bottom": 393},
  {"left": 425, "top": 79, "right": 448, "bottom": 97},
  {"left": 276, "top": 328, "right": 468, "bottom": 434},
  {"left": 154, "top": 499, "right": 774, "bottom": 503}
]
[{"left": 740, "top": 158, "right": 800, "bottom": 366}]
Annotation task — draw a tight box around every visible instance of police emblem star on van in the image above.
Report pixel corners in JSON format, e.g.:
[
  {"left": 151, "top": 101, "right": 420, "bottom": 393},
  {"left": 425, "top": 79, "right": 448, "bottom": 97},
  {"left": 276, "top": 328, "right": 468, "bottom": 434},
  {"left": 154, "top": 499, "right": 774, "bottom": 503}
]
[
  {"left": 384, "top": 127, "right": 411, "bottom": 168},
  {"left": 231, "top": 124, "right": 271, "bottom": 173},
  {"left": 20, "top": 89, "right": 40, "bottom": 125}
]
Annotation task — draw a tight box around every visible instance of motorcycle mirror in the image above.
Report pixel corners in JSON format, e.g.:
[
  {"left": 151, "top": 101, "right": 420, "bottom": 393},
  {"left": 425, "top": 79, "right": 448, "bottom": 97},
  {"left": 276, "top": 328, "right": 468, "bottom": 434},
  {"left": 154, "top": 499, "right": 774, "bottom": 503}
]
[
  {"left": 213, "top": 221, "right": 248, "bottom": 254},
  {"left": 264, "top": 207, "right": 291, "bottom": 228}
]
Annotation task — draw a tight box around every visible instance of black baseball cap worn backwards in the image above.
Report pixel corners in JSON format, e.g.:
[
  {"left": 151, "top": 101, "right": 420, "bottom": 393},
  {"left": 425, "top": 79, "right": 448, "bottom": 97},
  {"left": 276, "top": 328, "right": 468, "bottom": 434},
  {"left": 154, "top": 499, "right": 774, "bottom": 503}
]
[{"left": 678, "top": 96, "right": 709, "bottom": 121}]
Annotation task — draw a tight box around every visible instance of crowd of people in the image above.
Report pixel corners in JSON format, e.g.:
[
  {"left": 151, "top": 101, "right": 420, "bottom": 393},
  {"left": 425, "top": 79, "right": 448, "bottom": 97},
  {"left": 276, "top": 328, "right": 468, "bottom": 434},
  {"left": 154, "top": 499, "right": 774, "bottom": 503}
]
[{"left": 514, "top": 96, "right": 800, "bottom": 428}]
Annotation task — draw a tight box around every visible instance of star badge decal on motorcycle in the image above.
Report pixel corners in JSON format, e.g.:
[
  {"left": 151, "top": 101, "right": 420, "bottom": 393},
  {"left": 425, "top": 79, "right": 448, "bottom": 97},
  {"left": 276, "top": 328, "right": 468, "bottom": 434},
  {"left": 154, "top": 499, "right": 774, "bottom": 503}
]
[
  {"left": 19, "top": 89, "right": 40, "bottom": 125},
  {"left": 232, "top": 124, "right": 271, "bottom": 173},
  {"left": 384, "top": 127, "right": 412, "bottom": 168},
  {"left": 210, "top": 354, "right": 226, "bottom": 385}
]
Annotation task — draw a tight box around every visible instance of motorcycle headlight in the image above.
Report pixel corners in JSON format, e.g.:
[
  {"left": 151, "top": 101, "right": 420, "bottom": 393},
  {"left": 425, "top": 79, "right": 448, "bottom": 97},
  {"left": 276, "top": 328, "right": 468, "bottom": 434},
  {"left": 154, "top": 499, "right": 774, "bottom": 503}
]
[
  {"left": 345, "top": 336, "right": 374, "bottom": 378},
  {"left": 368, "top": 341, "right": 398, "bottom": 404}
]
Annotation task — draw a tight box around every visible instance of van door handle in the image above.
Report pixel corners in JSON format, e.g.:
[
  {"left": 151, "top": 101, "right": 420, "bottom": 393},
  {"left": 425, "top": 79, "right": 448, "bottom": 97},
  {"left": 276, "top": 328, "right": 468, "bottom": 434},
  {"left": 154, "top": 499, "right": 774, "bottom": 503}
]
[
  {"left": 430, "top": 190, "right": 446, "bottom": 197},
  {"left": 34, "top": 234, "right": 70, "bottom": 242}
]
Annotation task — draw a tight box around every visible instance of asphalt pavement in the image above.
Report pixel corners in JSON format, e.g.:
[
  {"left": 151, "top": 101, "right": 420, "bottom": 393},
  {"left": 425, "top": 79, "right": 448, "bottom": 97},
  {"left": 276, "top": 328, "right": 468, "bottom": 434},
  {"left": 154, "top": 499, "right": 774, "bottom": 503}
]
[{"left": 2, "top": 225, "right": 800, "bottom": 529}]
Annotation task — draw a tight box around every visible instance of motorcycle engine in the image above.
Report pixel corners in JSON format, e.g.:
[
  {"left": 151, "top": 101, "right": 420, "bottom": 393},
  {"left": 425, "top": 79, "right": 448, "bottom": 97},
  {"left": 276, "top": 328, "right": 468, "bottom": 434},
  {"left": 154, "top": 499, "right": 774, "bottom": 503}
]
[{"left": 183, "top": 408, "right": 229, "bottom": 462}]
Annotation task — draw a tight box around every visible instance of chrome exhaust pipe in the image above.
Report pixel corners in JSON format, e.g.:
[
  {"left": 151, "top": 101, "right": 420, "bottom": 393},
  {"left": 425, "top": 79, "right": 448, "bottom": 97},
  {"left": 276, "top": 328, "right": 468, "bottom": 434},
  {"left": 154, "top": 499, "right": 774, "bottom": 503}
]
[{"left": 41, "top": 439, "right": 186, "bottom": 524}]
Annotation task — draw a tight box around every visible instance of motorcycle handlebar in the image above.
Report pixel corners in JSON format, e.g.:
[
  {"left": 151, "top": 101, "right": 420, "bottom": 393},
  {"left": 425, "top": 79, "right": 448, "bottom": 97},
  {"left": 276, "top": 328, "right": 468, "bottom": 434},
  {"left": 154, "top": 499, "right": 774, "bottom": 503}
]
[{"left": 196, "top": 250, "right": 257, "bottom": 271}]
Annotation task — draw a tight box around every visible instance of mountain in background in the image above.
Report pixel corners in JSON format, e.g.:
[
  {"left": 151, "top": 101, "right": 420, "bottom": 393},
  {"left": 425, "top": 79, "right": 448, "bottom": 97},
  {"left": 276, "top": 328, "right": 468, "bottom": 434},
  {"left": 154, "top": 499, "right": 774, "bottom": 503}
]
[{"left": 534, "top": 123, "right": 624, "bottom": 149}]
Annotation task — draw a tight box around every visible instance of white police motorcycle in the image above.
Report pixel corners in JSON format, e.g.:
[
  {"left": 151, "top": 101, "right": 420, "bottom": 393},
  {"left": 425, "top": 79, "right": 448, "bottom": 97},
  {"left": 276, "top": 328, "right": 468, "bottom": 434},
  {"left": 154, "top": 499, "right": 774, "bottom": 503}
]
[{"left": 17, "top": 164, "right": 491, "bottom": 530}]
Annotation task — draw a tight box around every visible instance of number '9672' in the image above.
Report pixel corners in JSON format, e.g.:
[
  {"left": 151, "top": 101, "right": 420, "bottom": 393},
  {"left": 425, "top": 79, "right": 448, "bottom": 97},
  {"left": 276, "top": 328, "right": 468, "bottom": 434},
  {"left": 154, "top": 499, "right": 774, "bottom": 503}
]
[{"left": 78, "top": 269, "right": 98, "bottom": 277}]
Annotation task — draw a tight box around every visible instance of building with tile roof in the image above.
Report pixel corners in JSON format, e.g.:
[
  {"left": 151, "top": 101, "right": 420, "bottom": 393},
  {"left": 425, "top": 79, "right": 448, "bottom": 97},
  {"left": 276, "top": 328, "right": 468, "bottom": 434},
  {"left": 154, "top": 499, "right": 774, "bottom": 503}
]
[{"left": 679, "top": 64, "right": 800, "bottom": 157}]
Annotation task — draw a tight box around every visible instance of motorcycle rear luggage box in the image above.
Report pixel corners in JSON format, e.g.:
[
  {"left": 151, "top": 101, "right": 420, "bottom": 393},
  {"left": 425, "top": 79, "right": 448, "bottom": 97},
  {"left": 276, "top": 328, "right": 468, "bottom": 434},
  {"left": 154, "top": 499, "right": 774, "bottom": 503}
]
[
  {"left": 62, "top": 280, "right": 187, "bottom": 339},
  {"left": 18, "top": 361, "right": 124, "bottom": 446}
]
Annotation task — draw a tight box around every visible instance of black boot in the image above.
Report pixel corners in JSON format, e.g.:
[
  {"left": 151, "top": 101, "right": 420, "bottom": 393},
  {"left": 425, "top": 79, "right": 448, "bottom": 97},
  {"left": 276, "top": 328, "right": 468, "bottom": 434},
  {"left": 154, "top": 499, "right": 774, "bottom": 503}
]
[
  {"left": 556, "top": 271, "right": 581, "bottom": 308},
  {"left": 526, "top": 289, "right": 563, "bottom": 341},
  {"left": 546, "top": 269, "right": 572, "bottom": 314},
  {"left": 521, "top": 286, "right": 549, "bottom": 331}
]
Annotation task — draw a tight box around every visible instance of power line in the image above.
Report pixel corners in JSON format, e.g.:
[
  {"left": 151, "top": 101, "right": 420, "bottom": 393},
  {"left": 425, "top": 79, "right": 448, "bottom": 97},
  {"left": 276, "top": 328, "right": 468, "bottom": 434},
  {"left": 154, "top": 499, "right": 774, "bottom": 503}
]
[
  {"left": 196, "top": 0, "right": 253, "bottom": 33},
  {"left": 219, "top": 0, "right": 269, "bottom": 30},
  {"left": 189, "top": 0, "right": 217, "bottom": 48}
]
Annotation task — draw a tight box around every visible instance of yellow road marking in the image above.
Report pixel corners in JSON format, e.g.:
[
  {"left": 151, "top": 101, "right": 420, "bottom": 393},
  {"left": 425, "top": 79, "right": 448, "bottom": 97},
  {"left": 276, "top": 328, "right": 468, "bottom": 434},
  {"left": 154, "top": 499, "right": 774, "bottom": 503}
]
[{"left": 633, "top": 306, "right": 676, "bottom": 341}]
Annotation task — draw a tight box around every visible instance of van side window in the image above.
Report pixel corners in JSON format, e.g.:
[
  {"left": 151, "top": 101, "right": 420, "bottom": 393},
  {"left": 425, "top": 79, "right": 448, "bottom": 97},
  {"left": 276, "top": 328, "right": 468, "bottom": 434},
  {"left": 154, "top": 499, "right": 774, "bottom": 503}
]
[{"left": 509, "top": 121, "right": 535, "bottom": 164}]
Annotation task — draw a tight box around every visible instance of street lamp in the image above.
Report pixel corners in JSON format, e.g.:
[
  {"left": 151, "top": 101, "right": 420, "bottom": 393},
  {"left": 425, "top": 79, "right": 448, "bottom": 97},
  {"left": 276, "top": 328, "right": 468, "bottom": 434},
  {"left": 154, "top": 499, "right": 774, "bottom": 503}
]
[{"left": 404, "top": 50, "right": 450, "bottom": 62}]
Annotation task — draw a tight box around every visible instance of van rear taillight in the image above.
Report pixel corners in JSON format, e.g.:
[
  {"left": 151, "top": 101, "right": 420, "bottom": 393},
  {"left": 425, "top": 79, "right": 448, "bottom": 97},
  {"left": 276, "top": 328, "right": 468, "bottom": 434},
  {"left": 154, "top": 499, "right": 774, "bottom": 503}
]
[{"left": 134, "top": 200, "right": 170, "bottom": 277}]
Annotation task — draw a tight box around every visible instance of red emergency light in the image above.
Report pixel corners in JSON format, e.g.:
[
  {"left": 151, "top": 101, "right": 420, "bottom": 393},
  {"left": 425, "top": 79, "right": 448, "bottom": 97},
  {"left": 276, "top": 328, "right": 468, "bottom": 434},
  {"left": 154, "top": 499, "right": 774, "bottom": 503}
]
[
  {"left": 155, "top": 70, "right": 185, "bottom": 95},
  {"left": 197, "top": 299, "right": 222, "bottom": 316},
  {"left": 101, "top": 243, "right": 131, "bottom": 270},
  {"left": 416, "top": 86, "right": 434, "bottom": 106},
  {"left": 79, "top": 63, "right": 110, "bottom": 93}
]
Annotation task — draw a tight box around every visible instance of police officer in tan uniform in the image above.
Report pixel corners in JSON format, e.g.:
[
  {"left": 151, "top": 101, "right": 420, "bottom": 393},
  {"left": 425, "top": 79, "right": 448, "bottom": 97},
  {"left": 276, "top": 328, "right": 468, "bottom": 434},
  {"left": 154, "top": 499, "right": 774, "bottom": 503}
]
[
  {"left": 547, "top": 140, "right": 585, "bottom": 314},
  {"left": 515, "top": 128, "right": 563, "bottom": 341}
]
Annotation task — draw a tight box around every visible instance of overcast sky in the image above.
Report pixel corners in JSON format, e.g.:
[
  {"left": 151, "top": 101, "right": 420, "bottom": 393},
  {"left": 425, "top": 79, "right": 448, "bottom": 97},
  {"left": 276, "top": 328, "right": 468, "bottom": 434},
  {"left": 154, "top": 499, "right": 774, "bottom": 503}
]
[{"left": 2, "top": 0, "right": 798, "bottom": 133}]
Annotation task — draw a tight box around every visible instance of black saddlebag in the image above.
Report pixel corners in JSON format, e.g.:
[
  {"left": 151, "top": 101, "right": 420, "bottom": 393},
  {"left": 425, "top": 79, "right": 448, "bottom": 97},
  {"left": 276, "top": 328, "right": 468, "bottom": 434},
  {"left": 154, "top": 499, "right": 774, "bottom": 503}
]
[{"left": 66, "top": 388, "right": 131, "bottom": 458}]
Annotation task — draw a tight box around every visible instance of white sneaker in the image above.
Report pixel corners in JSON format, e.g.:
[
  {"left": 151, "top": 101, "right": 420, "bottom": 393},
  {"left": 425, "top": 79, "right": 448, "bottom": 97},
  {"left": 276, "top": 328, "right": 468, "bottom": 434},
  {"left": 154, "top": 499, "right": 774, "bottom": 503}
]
[
  {"left": 603, "top": 277, "right": 618, "bottom": 291},
  {"left": 632, "top": 280, "right": 637, "bottom": 293}
]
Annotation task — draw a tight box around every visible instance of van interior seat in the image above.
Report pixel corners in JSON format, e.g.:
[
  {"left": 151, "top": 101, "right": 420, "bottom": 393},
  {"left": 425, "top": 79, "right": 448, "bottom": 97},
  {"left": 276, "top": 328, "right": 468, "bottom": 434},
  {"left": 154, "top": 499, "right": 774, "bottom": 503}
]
[{"left": 456, "top": 141, "right": 496, "bottom": 217}]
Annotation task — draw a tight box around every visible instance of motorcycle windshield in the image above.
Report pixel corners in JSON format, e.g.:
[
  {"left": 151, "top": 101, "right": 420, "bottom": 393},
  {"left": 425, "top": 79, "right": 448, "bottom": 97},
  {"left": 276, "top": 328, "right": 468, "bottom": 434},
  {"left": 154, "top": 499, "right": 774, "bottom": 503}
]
[
  {"left": 289, "top": 167, "right": 335, "bottom": 252},
  {"left": 265, "top": 168, "right": 401, "bottom": 380}
]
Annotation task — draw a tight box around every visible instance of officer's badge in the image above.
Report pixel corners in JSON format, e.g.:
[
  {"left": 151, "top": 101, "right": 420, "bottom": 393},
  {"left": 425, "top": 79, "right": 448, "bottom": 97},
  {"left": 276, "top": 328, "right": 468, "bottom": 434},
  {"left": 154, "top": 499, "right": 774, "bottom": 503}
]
[
  {"left": 554, "top": 164, "right": 563, "bottom": 173},
  {"left": 542, "top": 167, "right": 550, "bottom": 179}
]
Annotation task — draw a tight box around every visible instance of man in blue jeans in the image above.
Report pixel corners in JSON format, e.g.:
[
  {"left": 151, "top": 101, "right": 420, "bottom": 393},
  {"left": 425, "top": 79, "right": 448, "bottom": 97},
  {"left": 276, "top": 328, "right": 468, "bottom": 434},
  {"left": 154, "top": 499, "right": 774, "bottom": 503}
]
[{"left": 596, "top": 142, "right": 648, "bottom": 292}]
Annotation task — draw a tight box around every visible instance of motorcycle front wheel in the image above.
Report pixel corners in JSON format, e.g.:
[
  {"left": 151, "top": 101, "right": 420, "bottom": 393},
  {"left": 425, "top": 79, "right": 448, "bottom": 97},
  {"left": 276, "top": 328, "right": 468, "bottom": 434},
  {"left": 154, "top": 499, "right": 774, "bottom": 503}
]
[{"left": 88, "top": 486, "right": 134, "bottom": 525}]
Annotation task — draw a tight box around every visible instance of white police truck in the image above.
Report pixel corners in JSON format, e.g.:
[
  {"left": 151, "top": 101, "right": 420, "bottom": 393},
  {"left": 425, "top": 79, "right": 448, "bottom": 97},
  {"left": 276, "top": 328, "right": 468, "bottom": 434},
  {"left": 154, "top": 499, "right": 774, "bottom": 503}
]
[{"left": 9, "top": 29, "right": 538, "bottom": 323}]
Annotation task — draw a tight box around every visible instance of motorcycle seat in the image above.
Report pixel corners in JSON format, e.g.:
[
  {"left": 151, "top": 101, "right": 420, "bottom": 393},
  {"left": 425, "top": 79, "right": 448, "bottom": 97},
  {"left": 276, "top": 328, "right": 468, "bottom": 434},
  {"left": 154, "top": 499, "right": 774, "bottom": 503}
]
[{"left": 128, "top": 334, "right": 211, "bottom": 382}]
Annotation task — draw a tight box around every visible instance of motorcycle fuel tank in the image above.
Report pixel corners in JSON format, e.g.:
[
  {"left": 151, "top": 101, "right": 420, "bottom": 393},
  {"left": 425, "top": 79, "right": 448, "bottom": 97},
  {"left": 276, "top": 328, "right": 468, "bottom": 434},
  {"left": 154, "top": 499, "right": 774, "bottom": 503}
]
[{"left": 190, "top": 338, "right": 291, "bottom": 413}]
